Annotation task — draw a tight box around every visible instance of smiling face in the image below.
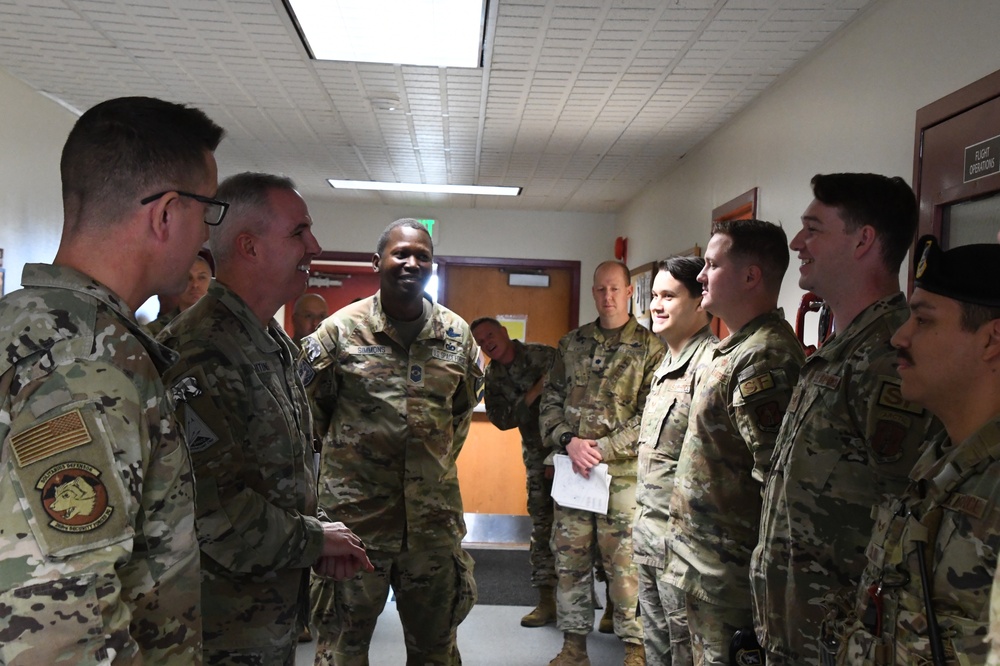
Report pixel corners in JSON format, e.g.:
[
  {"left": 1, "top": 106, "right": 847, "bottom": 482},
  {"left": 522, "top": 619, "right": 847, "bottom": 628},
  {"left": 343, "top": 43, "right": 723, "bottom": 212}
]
[
  {"left": 472, "top": 321, "right": 514, "bottom": 365},
  {"left": 374, "top": 225, "right": 434, "bottom": 305},
  {"left": 649, "top": 269, "right": 705, "bottom": 348},
  {"left": 789, "top": 198, "right": 862, "bottom": 299},
  {"left": 256, "top": 187, "right": 321, "bottom": 307}
]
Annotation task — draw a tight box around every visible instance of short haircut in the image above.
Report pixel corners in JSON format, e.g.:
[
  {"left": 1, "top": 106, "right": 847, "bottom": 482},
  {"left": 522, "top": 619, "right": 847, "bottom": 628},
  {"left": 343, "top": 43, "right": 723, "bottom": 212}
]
[
  {"left": 470, "top": 317, "right": 502, "bottom": 332},
  {"left": 60, "top": 96, "right": 224, "bottom": 232},
  {"left": 594, "top": 260, "right": 631, "bottom": 285},
  {"left": 376, "top": 219, "right": 432, "bottom": 255},
  {"left": 711, "top": 219, "right": 789, "bottom": 292},
  {"left": 657, "top": 255, "right": 705, "bottom": 299},
  {"left": 960, "top": 302, "right": 1000, "bottom": 332},
  {"left": 210, "top": 172, "right": 296, "bottom": 264},
  {"left": 810, "top": 173, "right": 917, "bottom": 271}
]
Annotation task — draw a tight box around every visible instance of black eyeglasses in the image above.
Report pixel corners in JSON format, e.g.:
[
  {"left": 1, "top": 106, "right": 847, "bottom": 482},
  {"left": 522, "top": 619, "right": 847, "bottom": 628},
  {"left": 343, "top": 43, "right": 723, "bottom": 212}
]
[{"left": 140, "top": 190, "right": 229, "bottom": 226}]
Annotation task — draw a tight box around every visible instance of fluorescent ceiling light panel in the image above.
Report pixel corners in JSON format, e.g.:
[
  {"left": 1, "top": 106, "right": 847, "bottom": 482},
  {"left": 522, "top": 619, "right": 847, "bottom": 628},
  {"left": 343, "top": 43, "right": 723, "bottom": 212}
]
[
  {"left": 287, "top": 0, "right": 486, "bottom": 67},
  {"left": 328, "top": 180, "right": 521, "bottom": 197}
]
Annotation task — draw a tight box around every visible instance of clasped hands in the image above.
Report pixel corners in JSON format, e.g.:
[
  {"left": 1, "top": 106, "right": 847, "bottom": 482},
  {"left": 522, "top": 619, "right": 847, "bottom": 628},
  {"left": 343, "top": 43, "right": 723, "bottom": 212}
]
[{"left": 313, "top": 521, "right": 375, "bottom": 580}]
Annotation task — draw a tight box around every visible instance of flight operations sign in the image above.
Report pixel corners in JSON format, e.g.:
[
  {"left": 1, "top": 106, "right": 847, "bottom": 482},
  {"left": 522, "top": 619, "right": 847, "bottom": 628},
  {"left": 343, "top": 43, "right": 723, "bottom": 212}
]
[{"left": 964, "top": 134, "right": 1000, "bottom": 183}]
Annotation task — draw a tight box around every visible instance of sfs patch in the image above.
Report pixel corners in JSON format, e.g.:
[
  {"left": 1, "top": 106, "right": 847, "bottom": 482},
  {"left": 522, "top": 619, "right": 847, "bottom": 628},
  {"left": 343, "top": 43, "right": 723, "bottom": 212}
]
[{"left": 36, "top": 462, "right": 113, "bottom": 533}]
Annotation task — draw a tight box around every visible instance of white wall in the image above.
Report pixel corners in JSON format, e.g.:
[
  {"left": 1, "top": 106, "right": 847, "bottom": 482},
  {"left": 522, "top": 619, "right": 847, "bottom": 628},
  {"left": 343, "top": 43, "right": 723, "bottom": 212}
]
[
  {"left": 617, "top": 0, "right": 1000, "bottom": 338},
  {"left": 0, "top": 67, "right": 75, "bottom": 294}
]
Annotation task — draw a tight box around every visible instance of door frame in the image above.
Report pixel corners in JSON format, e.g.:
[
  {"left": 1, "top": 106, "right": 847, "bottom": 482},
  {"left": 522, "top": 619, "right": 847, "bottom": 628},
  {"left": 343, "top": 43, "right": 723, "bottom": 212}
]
[{"left": 913, "top": 69, "right": 1000, "bottom": 248}]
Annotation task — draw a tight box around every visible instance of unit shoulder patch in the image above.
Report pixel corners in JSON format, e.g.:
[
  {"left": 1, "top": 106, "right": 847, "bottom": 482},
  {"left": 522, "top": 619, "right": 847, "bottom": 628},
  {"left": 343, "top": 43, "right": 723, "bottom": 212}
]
[{"left": 36, "top": 461, "right": 113, "bottom": 533}]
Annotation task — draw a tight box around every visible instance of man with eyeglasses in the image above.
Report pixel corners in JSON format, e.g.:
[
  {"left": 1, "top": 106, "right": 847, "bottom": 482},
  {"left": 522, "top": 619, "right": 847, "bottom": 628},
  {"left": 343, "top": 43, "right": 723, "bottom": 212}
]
[
  {"left": 0, "top": 96, "right": 223, "bottom": 665},
  {"left": 159, "top": 172, "right": 373, "bottom": 666}
]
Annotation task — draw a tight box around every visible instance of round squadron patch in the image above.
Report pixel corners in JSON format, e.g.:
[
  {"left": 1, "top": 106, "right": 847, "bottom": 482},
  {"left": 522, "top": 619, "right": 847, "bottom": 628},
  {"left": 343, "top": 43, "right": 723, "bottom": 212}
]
[{"left": 36, "top": 462, "right": 113, "bottom": 533}]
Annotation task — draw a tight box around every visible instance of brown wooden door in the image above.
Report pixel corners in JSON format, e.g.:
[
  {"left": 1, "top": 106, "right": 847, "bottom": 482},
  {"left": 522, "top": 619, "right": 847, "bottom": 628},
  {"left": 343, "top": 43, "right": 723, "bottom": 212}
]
[
  {"left": 914, "top": 69, "right": 1000, "bottom": 265},
  {"left": 439, "top": 259, "right": 580, "bottom": 516}
]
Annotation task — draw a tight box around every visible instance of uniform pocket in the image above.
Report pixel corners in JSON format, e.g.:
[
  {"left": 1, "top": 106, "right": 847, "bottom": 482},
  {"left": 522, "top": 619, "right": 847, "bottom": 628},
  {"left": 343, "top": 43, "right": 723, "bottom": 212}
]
[
  {"left": 0, "top": 574, "right": 106, "bottom": 666},
  {"left": 451, "top": 548, "right": 478, "bottom": 628}
]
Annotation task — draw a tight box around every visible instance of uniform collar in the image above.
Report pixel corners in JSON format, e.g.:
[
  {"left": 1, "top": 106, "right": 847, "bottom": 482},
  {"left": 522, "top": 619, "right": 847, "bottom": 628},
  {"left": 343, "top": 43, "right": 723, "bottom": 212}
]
[
  {"left": 207, "top": 280, "right": 288, "bottom": 354},
  {"left": 811, "top": 292, "right": 906, "bottom": 361},
  {"left": 20, "top": 263, "right": 178, "bottom": 371},
  {"left": 716, "top": 308, "right": 786, "bottom": 354}
]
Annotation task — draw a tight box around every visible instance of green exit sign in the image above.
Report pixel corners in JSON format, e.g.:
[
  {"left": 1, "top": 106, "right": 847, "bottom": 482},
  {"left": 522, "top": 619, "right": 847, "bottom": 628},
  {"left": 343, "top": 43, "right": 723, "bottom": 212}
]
[{"left": 416, "top": 218, "right": 435, "bottom": 239}]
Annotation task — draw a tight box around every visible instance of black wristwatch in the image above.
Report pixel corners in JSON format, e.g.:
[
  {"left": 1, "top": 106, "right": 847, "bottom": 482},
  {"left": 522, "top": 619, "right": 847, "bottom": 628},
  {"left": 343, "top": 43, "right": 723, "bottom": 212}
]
[{"left": 559, "top": 432, "right": 574, "bottom": 446}]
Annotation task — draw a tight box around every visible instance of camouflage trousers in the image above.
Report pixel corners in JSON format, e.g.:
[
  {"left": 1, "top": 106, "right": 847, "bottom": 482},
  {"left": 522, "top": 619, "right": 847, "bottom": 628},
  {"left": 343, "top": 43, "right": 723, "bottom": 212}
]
[
  {"left": 310, "top": 545, "right": 477, "bottom": 666},
  {"left": 663, "top": 585, "right": 752, "bottom": 666},
  {"left": 204, "top": 643, "right": 296, "bottom": 666},
  {"left": 526, "top": 464, "right": 557, "bottom": 588},
  {"left": 551, "top": 474, "right": 641, "bottom": 642},
  {"left": 638, "top": 562, "right": 695, "bottom": 666}
]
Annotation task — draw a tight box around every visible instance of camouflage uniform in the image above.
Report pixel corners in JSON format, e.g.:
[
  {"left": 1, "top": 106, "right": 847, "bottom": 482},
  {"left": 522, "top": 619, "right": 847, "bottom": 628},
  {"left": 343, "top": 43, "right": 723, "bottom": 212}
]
[
  {"left": 987, "top": 560, "right": 1000, "bottom": 665},
  {"left": 302, "top": 293, "right": 481, "bottom": 666},
  {"left": 633, "top": 326, "right": 716, "bottom": 665},
  {"left": 482, "top": 339, "right": 558, "bottom": 588},
  {"left": 159, "top": 280, "right": 325, "bottom": 665},
  {"left": 825, "top": 417, "right": 1000, "bottom": 665},
  {"left": 751, "top": 294, "right": 937, "bottom": 665},
  {"left": 0, "top": 264, "right": 202, "bottom": 665},
  {"left": 664, "top": 309, "right": 804, "bottom": 664},
  {"left": 539, "top": 316, "right": 665, "bottom": 643},
  {"left": 145, "top": 306, "right": 179, "bottom": 337}
]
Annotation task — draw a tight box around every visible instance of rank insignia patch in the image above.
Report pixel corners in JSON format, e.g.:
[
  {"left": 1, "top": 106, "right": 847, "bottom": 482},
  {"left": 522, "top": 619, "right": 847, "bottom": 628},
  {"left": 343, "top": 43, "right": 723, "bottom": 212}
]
[{"left": 37, "top": 462, "right": 113, "bottom": 532}]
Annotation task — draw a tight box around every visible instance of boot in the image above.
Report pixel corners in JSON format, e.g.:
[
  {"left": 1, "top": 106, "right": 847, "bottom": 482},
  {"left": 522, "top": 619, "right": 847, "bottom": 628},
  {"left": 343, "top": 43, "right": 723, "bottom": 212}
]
[
  {"left": 599, "top": 587, "right": 615, "bottom": 634},
  {"left": 548, "top": 633, "right": 590, "bottom": 666},
  {"left": 520, "top": 585, "right": 556, "bottom": 627},
  {"left": 623, "top": 642, "right": 646, "bottom": 666}
]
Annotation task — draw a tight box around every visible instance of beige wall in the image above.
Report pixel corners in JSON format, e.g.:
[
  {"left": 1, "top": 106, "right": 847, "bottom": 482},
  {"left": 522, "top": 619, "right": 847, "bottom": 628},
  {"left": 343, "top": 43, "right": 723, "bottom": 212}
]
[
  {"left": 0, "top": 67, "right": 74, "bottom": 294},
  {"left": 617, "top": 0, "right": 1000, "bottom": 342}
]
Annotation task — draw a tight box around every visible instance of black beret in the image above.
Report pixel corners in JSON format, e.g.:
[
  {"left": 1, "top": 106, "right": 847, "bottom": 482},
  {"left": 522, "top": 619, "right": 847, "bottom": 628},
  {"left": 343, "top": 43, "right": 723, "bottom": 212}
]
[{"left": 913, "top": 235, "right": 1000, "bottom": 307}]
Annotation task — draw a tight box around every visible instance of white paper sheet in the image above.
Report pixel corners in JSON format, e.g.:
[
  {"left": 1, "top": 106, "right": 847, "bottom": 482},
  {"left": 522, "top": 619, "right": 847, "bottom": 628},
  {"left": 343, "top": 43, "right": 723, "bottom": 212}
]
[{"left": 551, "top": 453, "right": 611, "bottom": 515}]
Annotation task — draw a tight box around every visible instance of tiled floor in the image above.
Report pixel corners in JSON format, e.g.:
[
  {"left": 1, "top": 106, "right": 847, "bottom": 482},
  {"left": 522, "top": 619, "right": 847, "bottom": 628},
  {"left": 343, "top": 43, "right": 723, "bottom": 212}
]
[{"left": 297, "top": 513, "right": 626, "bottom": 665}]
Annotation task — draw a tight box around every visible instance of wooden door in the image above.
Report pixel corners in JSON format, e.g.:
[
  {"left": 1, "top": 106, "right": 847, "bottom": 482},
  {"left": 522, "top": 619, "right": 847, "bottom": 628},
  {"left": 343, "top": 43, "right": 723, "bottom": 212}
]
[
  {"left": 439, "top": 259, "right": 580, "bottom": 516},
  {"left": 914, "top": 69, "right": 1000, "bottom": 263}
]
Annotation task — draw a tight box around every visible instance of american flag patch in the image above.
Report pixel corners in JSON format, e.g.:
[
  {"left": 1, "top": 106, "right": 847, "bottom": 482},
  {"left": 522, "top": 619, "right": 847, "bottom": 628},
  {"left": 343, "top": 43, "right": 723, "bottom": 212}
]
[{"left": 10, "top": 409, "right": 93, "bottom": 467}]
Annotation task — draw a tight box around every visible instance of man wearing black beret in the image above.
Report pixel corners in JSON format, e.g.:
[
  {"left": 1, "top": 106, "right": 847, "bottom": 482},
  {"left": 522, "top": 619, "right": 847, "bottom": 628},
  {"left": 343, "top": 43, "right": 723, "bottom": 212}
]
[{"left": 824, "top": 235, "right": 1000, "bottom": 664}]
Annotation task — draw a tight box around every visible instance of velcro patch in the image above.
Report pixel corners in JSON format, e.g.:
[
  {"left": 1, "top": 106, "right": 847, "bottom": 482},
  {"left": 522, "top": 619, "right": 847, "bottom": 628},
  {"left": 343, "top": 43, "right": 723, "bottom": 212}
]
[
  {"left": 171, "top": 376, "right": 202, "bottom": 404},
  {"left": 432, "top": 349, "right": 464, "bottom": 364},
  {"left": 943, "top": 493, "right": 988, "bottom": 519},
  {"left": 812, "top": 372, "right": 841, "bottom": 390},
  {"left": 303, "top": 336, "right": 323, "bottom": 363},
  {"left": 10, "top": 409, "right": 92, "bottom": 467},
  {"left": 755, "top": 401, "right": 783, "bottom": 431},
  {"left": 740, "top": 372, "right": 774, "bottom": 398},
  {"left": 348, "top": 345, "right": 389, "bottom": 355},
  {"left": 870, "top": 418, "right": 906, "bottom": 462},
  {"left": 36, "top": 461, "right": 113, "bottom": 533},
  {"left": 298, "top": 359, "right": 316, "bottom": 387},
  {"left": 877, "top": 381, "right": 923, "bottom": 415},
  {"left": 184, "top": 406, "right": 219, "bottom": 454}
]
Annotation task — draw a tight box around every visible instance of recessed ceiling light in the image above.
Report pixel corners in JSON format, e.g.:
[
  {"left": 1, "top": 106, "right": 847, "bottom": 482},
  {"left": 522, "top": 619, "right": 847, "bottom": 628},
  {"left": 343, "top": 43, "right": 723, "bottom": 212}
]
[
  {"left": 286, "top": 0, "right": 486, "bottom": 67},
  {"left": 328, "top": 180, "right": 521, "bottom": 197}
]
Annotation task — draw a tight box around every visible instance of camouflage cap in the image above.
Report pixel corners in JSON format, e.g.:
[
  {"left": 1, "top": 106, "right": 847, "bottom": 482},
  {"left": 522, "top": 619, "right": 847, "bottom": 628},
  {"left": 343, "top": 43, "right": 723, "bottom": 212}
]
[{"left": 913, "top": 234, "right": 1000, "bottom": 307}]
